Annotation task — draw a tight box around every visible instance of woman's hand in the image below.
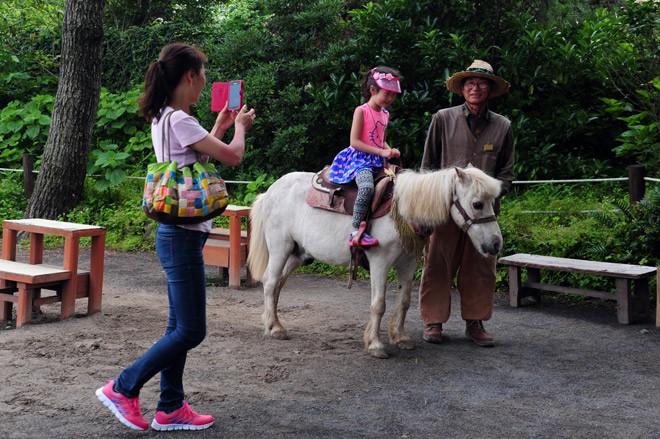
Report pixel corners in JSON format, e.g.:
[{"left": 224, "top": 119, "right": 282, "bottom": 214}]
[
  {"left": 235, "top": 105, "right": 256, "bottom": 131},
  {"left": 214, "top": 102, "right": 238, "bottom": 132}
]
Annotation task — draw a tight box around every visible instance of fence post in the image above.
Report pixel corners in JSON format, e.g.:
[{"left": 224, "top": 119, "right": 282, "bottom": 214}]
[
  {"left": 23, "top": 153, "right": 35, "bottom": 198},
  {"left": 628, "top": 164, "right": 645, "bottom": 204}
]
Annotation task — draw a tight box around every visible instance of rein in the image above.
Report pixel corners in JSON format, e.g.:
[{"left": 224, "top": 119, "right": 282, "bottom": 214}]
[{"left": 451, "top": 198, "right": 497, "bottom": 233}]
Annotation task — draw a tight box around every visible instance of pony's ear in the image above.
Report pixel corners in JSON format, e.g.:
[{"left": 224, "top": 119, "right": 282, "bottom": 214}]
[
  {"left": 466, "top": 163, "right": 474, "bottom": 169},
  {"left": 455, "top": 167, "right": 467, "bottom": 181}
]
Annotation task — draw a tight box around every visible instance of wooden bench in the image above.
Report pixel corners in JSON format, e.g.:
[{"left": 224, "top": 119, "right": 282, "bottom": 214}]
[
  {"left": 2, "top": 219, "right": 105, "bottom": 321},
  {"left": 203, "top": 227, "right": 253, "bottom": 288},
  {"left": 0, "top": 260, "right": 76, "bottom": 328},
  {"left": 202, "top": 205, "right": 253, "bottom": 289},
  {"left": 498, "top": 253, "right": 656, "bottom": 324}
]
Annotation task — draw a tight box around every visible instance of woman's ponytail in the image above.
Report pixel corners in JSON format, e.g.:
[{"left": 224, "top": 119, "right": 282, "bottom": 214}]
[{"left": 138, "top": 43, "right": 207, "bottom": 122}]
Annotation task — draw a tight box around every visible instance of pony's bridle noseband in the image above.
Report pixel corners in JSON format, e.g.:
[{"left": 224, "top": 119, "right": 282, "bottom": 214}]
[{"left": 451, "top": 198, "right": 497, "bottom": 233}]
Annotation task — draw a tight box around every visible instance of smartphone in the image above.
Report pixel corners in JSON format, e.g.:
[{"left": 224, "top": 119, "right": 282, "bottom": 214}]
[
  {"left": 228, "top": 80, "right": 244, "bottom": 110},
  {"left": 211, "top": 80, "right": 244, "bottom": 112}
]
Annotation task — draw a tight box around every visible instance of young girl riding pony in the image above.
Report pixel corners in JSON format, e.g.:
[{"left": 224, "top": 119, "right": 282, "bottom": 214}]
[{"left": 328, "top": 66, "right": 402, "bottom": 247}]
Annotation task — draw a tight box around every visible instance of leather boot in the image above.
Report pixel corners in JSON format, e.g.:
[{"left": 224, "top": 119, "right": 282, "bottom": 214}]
[
  {"left": 465, "top": 320, "right": 494, "bottom": 347},
  {"left": 423, "top": 324, "right": 443, "bottom": 344}
]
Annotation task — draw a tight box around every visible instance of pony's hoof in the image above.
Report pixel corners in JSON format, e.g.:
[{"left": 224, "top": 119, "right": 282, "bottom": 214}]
[
  {"left": 264, "top": 326, "right": 289, "bottom": 340},
  {"left": 368, "top": 348, "right": 389, "bottom": 359},
  {"left": 271, "top": 330, "right": 289, "bottom": 340},
  {"left": 396, "top": 340, "right": 415, "bottom": 350}
]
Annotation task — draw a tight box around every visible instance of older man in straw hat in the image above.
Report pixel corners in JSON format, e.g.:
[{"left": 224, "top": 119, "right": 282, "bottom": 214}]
[{"left": 419, "top": 60, "right": 514, "bottom": 347}]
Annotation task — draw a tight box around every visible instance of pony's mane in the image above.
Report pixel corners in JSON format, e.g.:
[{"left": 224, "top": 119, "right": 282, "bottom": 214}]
[
  {"left": 393, "top": 168, "right": 453, "bottom": 226},
  {"left": 393, "top": 166, "right": 501, "bottom": 227},
  {"left": 461, "top": 166, "right": 502, "bottom": 199}
]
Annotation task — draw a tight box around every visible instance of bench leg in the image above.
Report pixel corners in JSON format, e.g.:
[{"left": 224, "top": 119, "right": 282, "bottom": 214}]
[
  {"left": 245, "top": 222, "right": 255, "bottom": 287},
  {"left": 527, "top": 268, "right": 542, "bottom": 302},
  {"left": 87, "top": 234, "right": 105, "bottom": 315},
  {"left": 228, "top": 216, "right": 242, "bottom": 289},
  {"left": 508, "top": 266, "right": 522, "bottom": 307},
  {"left": 61, "top": 237, "right": 80, "bottom": 320},
  {"left": 32, "top": 288, "right": 42, "bottom": 313},
  {"left": 508, "top": 266, "right": 541, "bottom": 307},
  {"left": 615, "top": 278, "right": 632, "bottom": 324},
  {"left": 0, "top": 301, "right": 11, "bottom": 321},
  {"left": 16, "top": 284, "right": 34, "bottom": 328},
  {"left": 632, "top": 278, "right": 650, "bottom": 322},
  {"left": 0, "top": 280, "right": 13, "bottom": 321}
]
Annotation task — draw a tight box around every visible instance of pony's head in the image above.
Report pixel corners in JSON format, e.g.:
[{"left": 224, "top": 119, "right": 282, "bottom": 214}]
[
  {"left": 450, "top": 166, "right": 502, "bottom": 256},
  {"left": 393, "top": 165, "right": 503, "bottom": 256}
]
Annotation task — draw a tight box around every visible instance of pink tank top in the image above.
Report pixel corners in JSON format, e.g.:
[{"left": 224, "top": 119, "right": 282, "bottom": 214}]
[{"left": 359, "top": 103, "right": 389, "bottom": 149}]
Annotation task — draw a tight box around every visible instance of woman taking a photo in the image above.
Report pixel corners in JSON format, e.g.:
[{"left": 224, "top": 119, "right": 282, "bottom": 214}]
[{"left": 96, "top": 42, "right": 256, "bottom": 432}]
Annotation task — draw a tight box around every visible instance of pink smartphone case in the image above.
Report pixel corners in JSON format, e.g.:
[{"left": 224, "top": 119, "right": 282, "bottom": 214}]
[{"left": 211, "top": 81, "right": 243, "bottom": 112}]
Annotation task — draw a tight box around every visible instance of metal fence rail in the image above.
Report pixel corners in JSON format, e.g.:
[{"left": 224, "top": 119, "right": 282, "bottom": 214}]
[{"left": 2, "top": 162, "right": 658, "bottom": 202}]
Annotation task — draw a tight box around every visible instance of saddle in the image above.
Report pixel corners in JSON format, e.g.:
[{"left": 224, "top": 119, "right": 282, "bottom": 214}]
[{"left": 306, "top": 165, "right": 400, "bottom": 217}]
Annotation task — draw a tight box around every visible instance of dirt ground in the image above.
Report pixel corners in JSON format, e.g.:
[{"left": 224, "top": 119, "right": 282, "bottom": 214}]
[{"left": 0, "top": 248, "right": 659, "bottom": 439}]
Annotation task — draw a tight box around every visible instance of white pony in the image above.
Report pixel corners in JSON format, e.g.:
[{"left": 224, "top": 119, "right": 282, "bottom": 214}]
[{"left": 248, "top": 166, "right": 502, "bottom": 358}]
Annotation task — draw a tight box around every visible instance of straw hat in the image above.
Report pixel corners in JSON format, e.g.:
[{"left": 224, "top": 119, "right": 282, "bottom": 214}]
[{"left": 445, "top": 60, "right": 510, "bottom": 98}]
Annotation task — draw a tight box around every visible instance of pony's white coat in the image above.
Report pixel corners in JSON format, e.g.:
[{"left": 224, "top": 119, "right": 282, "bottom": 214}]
[{"left": 248, "top": 167, "right": 502, "bottom": 358}]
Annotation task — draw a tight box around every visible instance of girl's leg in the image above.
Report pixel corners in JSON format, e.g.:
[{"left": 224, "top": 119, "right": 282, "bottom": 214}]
[
  {"left": 115, "top": 225, "right": 208, "bottom": 413},
  {"left": 352, "top": 170, "right": 375, "bottom": 229}
]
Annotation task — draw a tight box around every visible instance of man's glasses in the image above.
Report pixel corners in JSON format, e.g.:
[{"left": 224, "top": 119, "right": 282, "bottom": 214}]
[{"left": 463, "top": 79, "right": 491, "bottom": 89}]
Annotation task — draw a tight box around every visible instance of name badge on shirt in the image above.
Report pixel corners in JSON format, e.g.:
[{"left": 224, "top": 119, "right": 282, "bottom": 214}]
[{"left": 483, "top": 143, "right": 494, "bottom": 151}]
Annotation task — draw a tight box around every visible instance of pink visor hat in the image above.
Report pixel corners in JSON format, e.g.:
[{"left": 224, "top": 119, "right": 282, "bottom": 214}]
[{"left": 372, "top": 72, "right": 402, "bottom": 93}]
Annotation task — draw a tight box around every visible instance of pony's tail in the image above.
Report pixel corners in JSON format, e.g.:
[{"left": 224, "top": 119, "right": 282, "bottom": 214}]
[{"left": 247, "top": 194, "right": 269, "bottom": 282}]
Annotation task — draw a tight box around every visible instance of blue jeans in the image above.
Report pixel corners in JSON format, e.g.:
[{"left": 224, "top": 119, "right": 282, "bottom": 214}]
[{"left": 115, "top": 224, "right": 209, "bottom": 412}]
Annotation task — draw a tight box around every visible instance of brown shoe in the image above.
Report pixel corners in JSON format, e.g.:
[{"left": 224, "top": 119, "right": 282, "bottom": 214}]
[
  {"left": 465, "top": 320, "right": 494, "bottom": 347},
  {"left": 423, "top": 324, "right": 443, "bottom": 344}
]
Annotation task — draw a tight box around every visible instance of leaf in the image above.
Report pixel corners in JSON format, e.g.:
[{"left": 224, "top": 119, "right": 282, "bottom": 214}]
[
  {"left": 94, "top": 179, "right": 111, "bottom": 191},
  {"left": 106, "top": 168, "right": 126, "bottom": 185},
  {"left": 25, "top": 125, "right": 40, "bottom": 139}
]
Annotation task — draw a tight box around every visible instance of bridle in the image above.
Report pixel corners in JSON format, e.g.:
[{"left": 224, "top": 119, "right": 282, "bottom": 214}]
[{"left": 451, "top": 198, "right": 498, "bottom": 233}]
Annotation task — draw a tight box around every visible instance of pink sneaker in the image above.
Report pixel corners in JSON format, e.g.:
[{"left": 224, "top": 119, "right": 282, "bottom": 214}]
[
  {"left": 95, "top": 380, "right": 149, "bottom": 431},
  {"left": 347, "top": 231, "right": 379, "bottom": 247},
  {"left": 151, "top": 401, "right": 214, "bottom": 431}
]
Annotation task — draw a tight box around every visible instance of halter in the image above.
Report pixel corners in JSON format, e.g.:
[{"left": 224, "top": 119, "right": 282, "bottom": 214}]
[{"left": 451, "top": 198, "right": 498, "bottom": 233}]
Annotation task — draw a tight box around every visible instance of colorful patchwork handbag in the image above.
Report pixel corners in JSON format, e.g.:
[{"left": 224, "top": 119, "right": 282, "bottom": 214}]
[{"left": 142, "top": 111, "right": 229, "bottom": 224}]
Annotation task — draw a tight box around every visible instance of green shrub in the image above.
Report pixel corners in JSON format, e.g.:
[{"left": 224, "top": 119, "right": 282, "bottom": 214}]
[
  {"left": 0, "top": 95, "right": 54, "bottom": 168},
  {"left": 0, "top": 172, "right": 28, "bottom": 220},
  {"left": 0, "top": 0, "right": 63, "bottom": 107},
  {"left": 587, "top": 186, "right": 660, "bottom": 267},
  {"left": 497, "top": 182, "right": 657, "bottom": 298},
  {"left": 602, "top": 77, "right": 660, "bottom": 176}
]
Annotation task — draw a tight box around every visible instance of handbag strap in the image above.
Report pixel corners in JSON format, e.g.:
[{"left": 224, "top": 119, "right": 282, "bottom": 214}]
[
  {"left": 159, "top": 109, "right": 201, "bottom": 165},
  {"left": 160, "top": 110, "right": 174, "bottom": 163}
]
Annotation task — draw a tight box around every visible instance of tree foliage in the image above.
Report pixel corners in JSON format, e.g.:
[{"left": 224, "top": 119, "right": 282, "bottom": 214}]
[
  {"left": 104, "top": 0, "right": 219, "bottom": 29},
  {"left": 0, "top": 0, "right": 63, "bottom": 107},
  {"left": 0, "top": 0, "right": 657, "bottom": 191}
]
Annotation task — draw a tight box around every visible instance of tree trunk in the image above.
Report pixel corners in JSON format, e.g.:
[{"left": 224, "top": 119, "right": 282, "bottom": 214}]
[{"left": 25, "top": 0, "right": 105, "bottom": 220}]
